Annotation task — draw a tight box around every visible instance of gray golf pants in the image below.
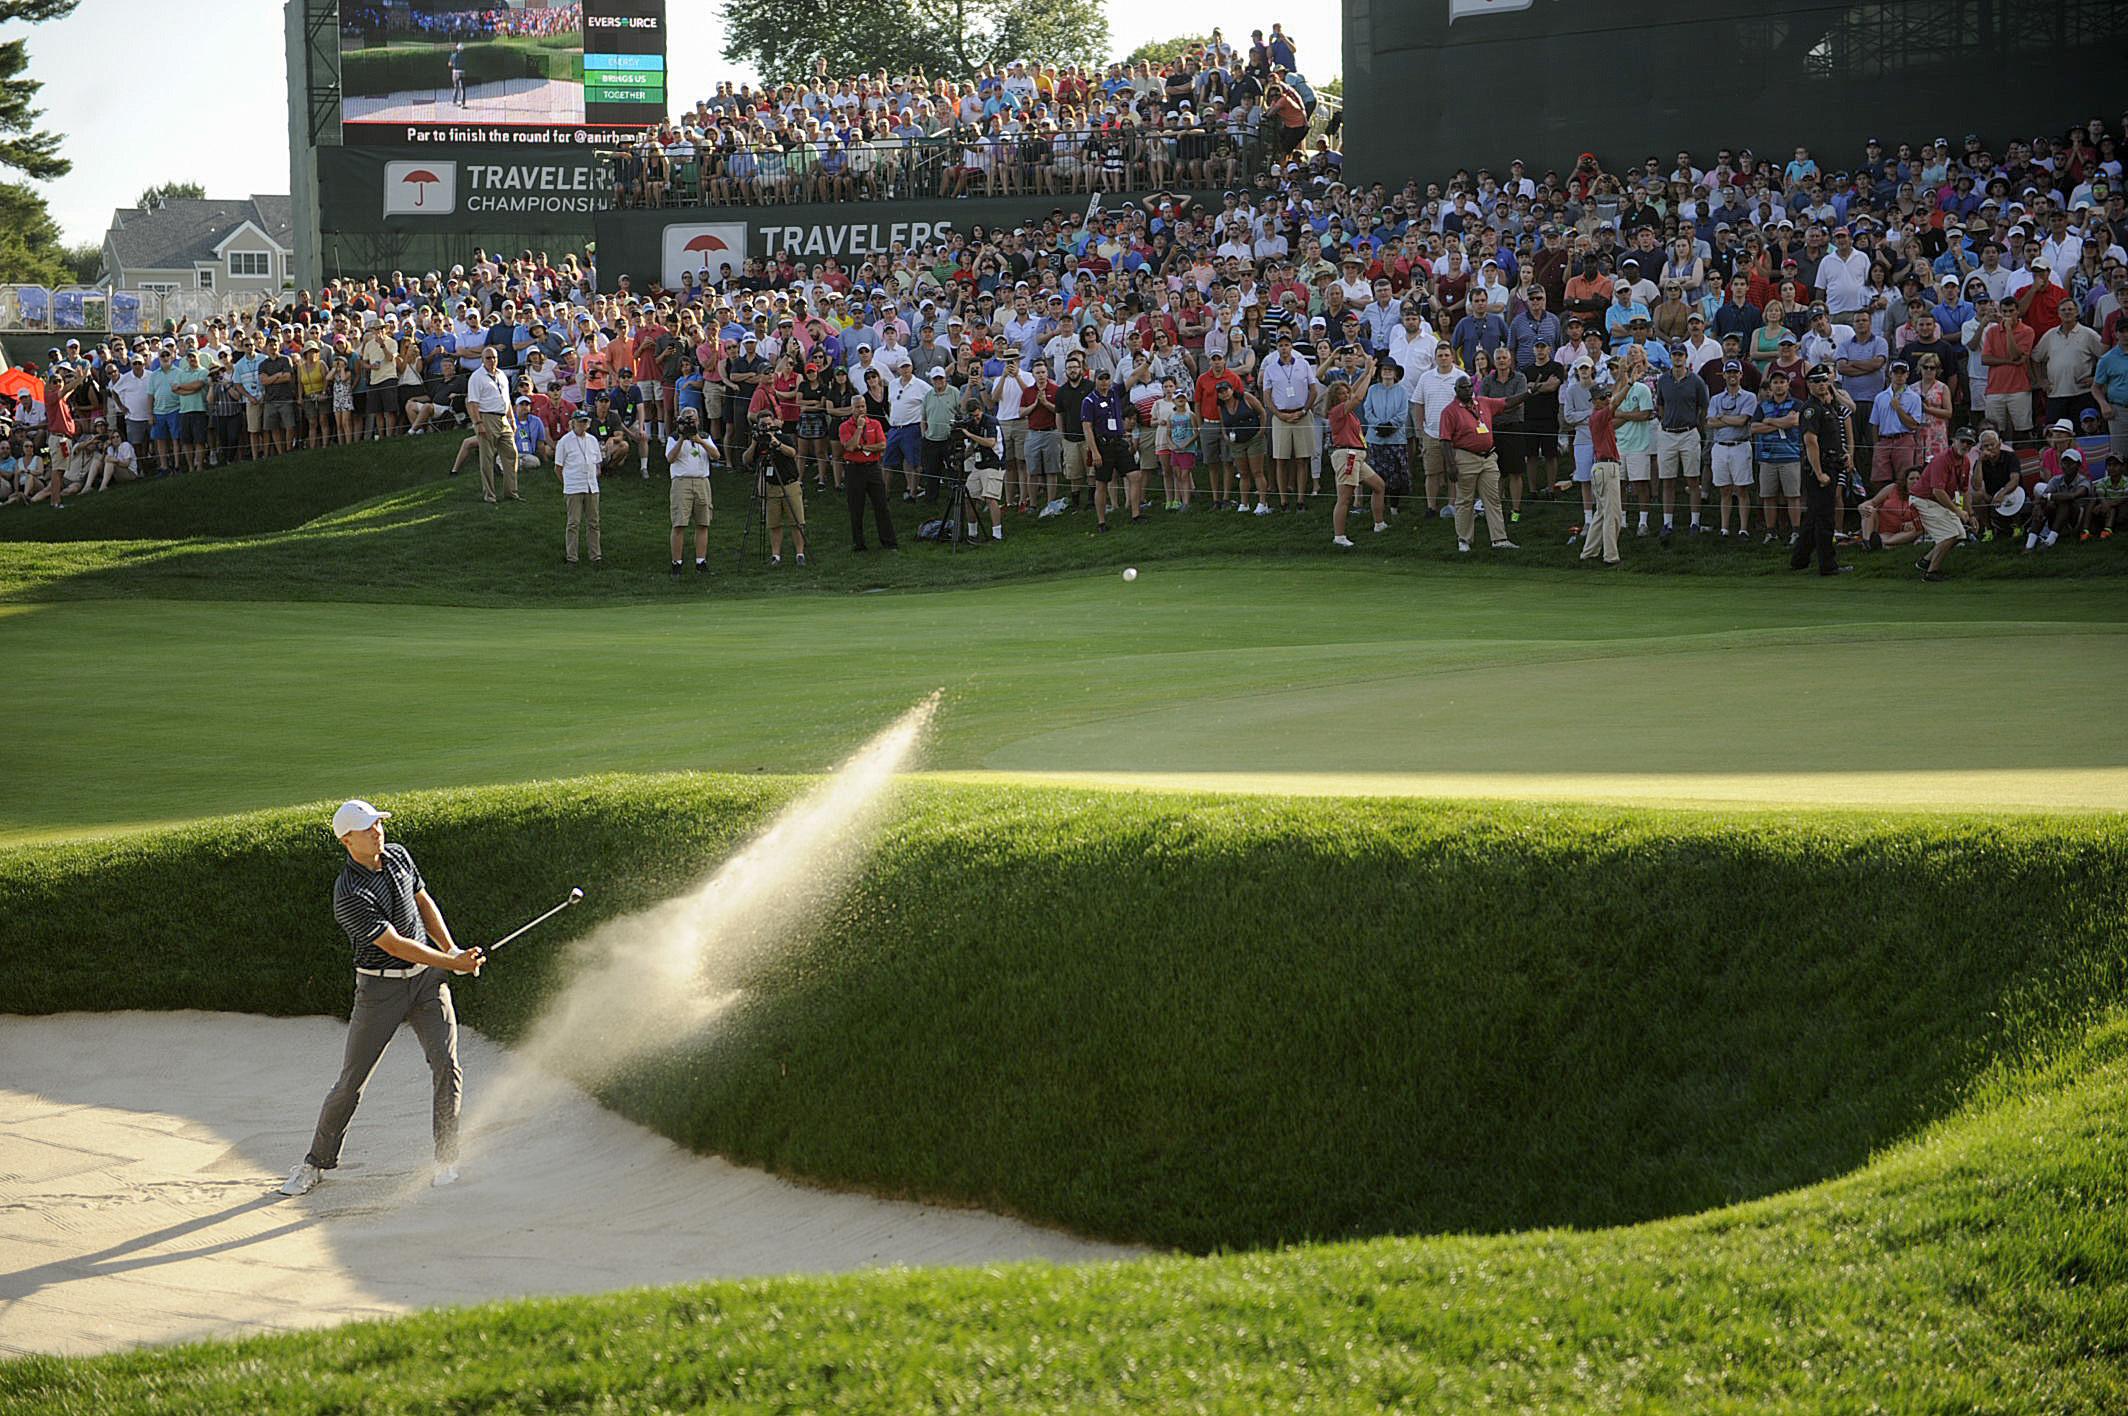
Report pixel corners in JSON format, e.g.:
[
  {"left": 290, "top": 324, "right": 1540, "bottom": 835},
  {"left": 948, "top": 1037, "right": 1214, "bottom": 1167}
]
[{"left": 304, "top": 968, "right": 461, "bottom": 1169}]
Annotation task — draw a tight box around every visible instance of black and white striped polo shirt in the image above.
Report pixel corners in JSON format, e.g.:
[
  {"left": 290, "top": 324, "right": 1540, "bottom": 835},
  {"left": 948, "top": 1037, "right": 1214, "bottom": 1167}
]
[{"left": 333, "top": 843, "right": 427, "bottom": 972}]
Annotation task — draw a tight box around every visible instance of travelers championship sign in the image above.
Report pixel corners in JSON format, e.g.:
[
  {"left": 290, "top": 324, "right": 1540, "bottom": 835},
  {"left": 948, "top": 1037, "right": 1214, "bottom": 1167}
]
[
  {"left": 321, "top": 147, "right": 612, "bottom": 234},
  {"left": 601, "top": 192, "right": 1215, "bottom": 291}
]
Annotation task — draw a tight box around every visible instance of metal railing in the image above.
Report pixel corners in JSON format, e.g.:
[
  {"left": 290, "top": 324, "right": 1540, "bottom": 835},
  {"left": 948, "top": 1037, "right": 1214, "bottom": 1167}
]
[{"left": 600, "top": 127, "right": 1277, "bottom": 208}]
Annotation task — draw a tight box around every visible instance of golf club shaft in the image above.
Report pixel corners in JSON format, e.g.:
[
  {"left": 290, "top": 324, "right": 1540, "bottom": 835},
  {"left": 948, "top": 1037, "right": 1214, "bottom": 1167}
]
[{"left": 487, "top": 890, "right": 582, "bottom": 956}]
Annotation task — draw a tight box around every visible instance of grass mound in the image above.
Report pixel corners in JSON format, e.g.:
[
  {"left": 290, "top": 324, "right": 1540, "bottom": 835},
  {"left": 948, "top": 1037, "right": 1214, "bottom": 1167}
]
[{"left": 6, "top": 775, "right": 2122, "bottom": 1252}]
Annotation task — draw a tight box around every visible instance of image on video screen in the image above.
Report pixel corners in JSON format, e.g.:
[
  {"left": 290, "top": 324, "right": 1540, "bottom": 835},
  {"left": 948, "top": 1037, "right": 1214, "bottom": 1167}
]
[{"left": 341, "top": 2, "right": 587, "bottom": 128}]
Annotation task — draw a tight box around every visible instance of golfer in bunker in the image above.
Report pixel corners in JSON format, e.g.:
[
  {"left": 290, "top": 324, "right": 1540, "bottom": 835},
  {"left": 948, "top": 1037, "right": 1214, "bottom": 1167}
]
[{"left": 280, "top": 799, "right": 484, "bottom": 1197}]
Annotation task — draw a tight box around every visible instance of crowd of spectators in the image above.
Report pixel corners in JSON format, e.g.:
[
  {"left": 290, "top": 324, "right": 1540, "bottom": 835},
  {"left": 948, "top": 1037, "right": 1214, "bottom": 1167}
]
[
  {"left": 605, "top": 27, "right": 1316, "bottom": 206},
  {"left": 7, "top": 33, "right": 2127, "bottom": 578},
  {"left": 344, "top": 5, "right": 583, "bottom": 41}
]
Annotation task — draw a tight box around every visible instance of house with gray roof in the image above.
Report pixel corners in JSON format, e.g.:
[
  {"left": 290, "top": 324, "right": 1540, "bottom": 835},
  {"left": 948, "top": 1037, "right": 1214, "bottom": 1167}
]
[{"left": 101, "top": 196, "right": 295, "bottom": 296}]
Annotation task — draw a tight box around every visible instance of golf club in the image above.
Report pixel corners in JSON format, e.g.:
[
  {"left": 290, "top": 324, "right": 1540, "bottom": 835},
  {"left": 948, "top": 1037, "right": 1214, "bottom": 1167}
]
[{"left": 473, "top": 887, "right": 584, "bottom": 972}]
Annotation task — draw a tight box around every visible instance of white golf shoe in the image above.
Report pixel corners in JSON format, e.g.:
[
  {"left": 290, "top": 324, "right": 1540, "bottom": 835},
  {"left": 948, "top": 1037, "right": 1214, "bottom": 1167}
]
[
  {"left": 279, "top": 1162, "right": 321, "bottom": 1196},
  {"left": 432, "top": 1164, "right": 461, "bottom": 1188}
]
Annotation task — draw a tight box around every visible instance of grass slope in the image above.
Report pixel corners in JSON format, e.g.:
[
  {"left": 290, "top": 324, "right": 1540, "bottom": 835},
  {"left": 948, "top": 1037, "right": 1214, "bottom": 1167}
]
[
  {"left": 6, "top": 777, "right": 2123, "bottom": 1253},
  {"left": 4, "top": 432, "right": 2125, "bottom": 607}
]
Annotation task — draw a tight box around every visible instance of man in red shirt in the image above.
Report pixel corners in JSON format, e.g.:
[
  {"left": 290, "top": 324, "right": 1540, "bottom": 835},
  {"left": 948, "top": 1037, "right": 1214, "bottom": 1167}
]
[
  {"left": 838, "top": 400, "right": 894, "bottom": 553},
  {"left": 1558, "top": 356, "right": 1625, "bottom": 565},
  {"left": 1194, "top": 350, "right": 1246, "bottom": 508},
  {"left": 1438, "top": 374, "right": 1516, "bottom": 551},
  {"left": 632, "top": 312, "right": 670, "bottom": 457},
  {"left": 1980, "top": 299, "right": 2036, "bottom": 439},
  {"left": 1326, "top": 356, "right": 1388, "bottom": 547},
  {"left": 1910, "top": 426, "right": 1976, "bottom": 580}
]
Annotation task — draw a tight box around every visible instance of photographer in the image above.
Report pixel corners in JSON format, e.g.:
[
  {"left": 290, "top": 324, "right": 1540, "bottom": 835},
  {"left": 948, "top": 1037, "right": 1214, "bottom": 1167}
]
[
  {"left": 747, "top": 411, "right": 808, "bottom": 567},
  {"left": 666, "top": 407, "right": 718, "bottom": 576},
  {"left": 957, "top": 389, "right": 1006, "bottom": 542}
]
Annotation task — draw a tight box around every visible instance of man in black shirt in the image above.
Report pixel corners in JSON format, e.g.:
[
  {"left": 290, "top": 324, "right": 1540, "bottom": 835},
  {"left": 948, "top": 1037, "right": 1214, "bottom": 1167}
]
[
  {"left": 586, "top": 390, "right": 640, "bottom": 473},
  {"left": 1791, "top": 364, "right": 1855, "bottom": 575},
  {"left": 1057, "top": 356, "right": 1096, "bottom": 511},
  {"left": 281, "top": 800, "right": 483, "bottom": 1198}
]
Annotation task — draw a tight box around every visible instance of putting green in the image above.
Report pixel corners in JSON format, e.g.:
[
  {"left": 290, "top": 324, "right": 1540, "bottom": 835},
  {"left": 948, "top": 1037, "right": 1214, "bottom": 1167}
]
[
  {"left": 975, "top": 633, "right": 2128, "bottom": 809},
  {"left": 3, "top": 564, "right": 2123, "bottom": 839}
]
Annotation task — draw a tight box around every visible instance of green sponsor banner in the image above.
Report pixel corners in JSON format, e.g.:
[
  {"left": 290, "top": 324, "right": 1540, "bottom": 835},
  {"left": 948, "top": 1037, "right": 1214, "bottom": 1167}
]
[
  {"left": 593, "top": 190, "right": 1218, "bottom": 291},
  {"left": 319, "top": 146, "right": 613, "bottom": 236}
]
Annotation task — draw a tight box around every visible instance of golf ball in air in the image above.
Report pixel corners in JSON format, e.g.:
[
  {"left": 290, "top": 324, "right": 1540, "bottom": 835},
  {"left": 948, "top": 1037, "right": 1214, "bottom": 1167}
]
[{"left": 1123, "top": 567, "right": 1138, "bottom": 581}]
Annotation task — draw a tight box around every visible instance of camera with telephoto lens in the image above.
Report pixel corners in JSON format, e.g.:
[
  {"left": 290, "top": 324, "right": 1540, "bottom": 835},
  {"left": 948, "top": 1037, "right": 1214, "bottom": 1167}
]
[{"left": 748, "top": 413, "right": 793, "bottom": 483}]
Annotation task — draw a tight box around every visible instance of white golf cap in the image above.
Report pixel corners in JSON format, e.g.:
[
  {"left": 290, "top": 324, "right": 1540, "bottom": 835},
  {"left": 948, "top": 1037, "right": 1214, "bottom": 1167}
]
[{"left": 331, "top": 799, "right": 391, "bottom": 837}]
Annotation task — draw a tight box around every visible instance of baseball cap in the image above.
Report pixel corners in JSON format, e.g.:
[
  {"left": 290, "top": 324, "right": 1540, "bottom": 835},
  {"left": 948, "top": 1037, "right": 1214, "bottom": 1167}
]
[
  {"left": 1721, "top": 359, "right": 1742, "bottom": 372},
  {"left": 331, "top": 799, "right": 391, "bottom": 837}
]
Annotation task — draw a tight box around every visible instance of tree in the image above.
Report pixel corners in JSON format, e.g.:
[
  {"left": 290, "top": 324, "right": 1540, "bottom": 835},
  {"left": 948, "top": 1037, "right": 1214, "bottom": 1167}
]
[
  {"left": 1123, "top": 34, "right": 1209, "bottom": 70},
  {"left": 137, "top": 180, "right": 206, "bottom": 211},
  {"left": 1321, "top": 76, "right": 1342, "bottom": 101},
  {"left": 61, "top": 239, "right": 100, "bottom": 285},
  {"left": 0, "top": 179, "right": 73, "bottom": 286},
  {"left": 720, "top": 0, "right": 1109, "bottom": 87},
  {"left": 0, "top": 0, "right": 78, "bottom": 182}
]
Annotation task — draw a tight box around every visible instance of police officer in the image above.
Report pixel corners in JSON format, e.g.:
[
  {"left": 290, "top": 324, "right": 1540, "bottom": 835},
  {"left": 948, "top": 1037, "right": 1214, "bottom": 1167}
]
[{"left": 1791, "top": 363, "right": 1856, "bottom": 576}]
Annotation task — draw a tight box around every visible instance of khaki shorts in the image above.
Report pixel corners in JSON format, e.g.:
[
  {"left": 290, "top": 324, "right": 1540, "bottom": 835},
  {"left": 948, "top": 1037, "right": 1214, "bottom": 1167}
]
[
  {"left": 670, "top": 475, "right": 712, "bottom": 527},
  {"left": 1756, "top": 459, "right": 1802, "bottom": 498},
  {"left": 1623, "top": 450, "right": 1656, "bottom": 483},
  {"left": 1062, "top": 437, "right": 1087, "bottom": 485},
  {"left": 1914, "top": 498, "right": 1963, "bottom": 542},
  {"left": 1420, "top": 433, "right": 1451, "bottom": 482},
  {"left": 966, "top": 463, "right": 1005, "bottom": 501},
  {"left": 1270, "top": 415, "right": 1318, "bottom": 459},
  {"left": 763, "top": 480, "right": 804, "bottom": 529},
  {"left": 1331, "top": 447, "right": 1375, "bottom": 488},
  {"left": 1983, "top": 390, "right": 2035, "bottom": 433},
  {"left": 1710, "top": 441, "right": 1753, "bottom": 489},
  {"left": 244, "top": 403, "right": 264, "bottom": 433},
  {"left": 1001, "top": 419, "right": 1028, "bottom": 465},
  {"left": 1198, "top": 420, "right": 1230, "bottom": 464}
]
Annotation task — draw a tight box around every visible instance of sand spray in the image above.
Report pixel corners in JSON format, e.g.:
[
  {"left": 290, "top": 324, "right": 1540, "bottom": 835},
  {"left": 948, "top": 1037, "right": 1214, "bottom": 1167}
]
[{"left": 454, "top": 693, "right": 939, "bottom": 1160}]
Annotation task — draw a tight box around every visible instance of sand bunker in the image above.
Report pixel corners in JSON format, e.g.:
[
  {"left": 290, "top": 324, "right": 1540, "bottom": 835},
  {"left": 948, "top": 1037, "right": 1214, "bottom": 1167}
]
[{"left": 0, "top": 1012, "right": 1138, "bottom": 1357}]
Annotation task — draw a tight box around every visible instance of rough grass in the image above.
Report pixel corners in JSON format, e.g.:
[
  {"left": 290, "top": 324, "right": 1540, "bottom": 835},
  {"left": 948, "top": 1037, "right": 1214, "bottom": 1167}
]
[
  {"left": 5, "top": 776, "right": 2122, "bottom": 1253},
  {"left": 4, "top": 432, "right": 2123, "bottom": 607}
]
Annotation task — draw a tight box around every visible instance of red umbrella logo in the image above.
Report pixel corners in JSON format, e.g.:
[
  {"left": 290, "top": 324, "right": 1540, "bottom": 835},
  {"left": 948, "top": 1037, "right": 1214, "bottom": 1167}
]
[
  {"left": 685, "top": 232, "right": 731, "bottom": 271},
  {"left": 399, "top": 169, "right": 443, "bottom": 208}
]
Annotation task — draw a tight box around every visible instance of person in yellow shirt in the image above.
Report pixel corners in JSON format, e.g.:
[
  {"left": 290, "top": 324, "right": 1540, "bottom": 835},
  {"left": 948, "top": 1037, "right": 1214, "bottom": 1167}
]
[{"left": 297, "top": 343, "right": 332, "bottom": 450}]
